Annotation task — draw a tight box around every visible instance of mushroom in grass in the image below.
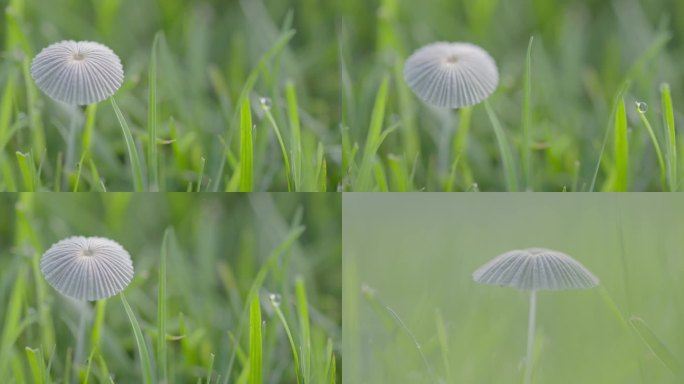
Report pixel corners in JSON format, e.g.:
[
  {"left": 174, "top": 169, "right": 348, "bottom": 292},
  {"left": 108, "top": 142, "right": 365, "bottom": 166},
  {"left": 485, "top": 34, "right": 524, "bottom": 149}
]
[{"left": 473, "top": 247, "right": 599, "bottom": 384}]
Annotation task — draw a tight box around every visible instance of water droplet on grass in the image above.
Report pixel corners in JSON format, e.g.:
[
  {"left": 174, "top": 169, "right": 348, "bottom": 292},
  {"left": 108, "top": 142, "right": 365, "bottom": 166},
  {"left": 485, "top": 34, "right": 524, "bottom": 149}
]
[
  {"left": 636, "top": 101, "right": 648, "bottom": 113},
  {"left": 259, "top": 97, "right": 272, "bottom": 110},
  {"left": 269, "top": 293, "right": 281, "bottom": 306}
]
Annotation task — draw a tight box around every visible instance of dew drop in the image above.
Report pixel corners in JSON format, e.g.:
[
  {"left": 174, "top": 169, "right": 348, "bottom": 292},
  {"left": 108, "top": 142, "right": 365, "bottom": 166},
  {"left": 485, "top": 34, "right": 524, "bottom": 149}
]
[
  {"left": 259, "top": 97, "right": 272, "bottom": 110},
  {"left": 269, "top": 293, "right": 281, "bottom": 306},
  {"left": 636, "top": 101, "right": 648, "bottom": 113}
]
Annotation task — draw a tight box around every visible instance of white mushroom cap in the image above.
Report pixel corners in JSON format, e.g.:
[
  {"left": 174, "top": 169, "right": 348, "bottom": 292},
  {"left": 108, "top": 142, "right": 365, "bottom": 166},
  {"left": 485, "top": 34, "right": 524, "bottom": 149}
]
[
  {"left": 31, "top": 40, "right": 124, "bottom": 105},
  {"left": 473, "top": 248, "right": 599, "bottom": 291},
  {"left": 403, "top": 42, "right": 499, "bottom": 108},
  {"left": 40, "top": 236, "right": 134, "bottom": 301}
]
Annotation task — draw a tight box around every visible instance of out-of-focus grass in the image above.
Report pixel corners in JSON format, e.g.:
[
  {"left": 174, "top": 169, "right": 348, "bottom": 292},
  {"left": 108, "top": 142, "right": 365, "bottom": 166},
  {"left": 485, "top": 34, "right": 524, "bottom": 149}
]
[
  {"left": 0, "top": 0, "right": 340, "bottom": 191},
  {"left": 343, "top": 193, "right": 684, "bottom": 383},
  {"left": 338, "top": 0, "right": 684, "bottom": 191},
  {"left": 0, "top": 193, "right": 341, "bottom": 383}
]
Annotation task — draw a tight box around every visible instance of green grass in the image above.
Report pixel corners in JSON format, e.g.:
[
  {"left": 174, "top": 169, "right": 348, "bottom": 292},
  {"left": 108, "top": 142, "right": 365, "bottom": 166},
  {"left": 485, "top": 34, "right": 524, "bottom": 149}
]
[
  {"left": 3, "top": 0, "right": 682, "bottom": 190},
  {"left": 0, "top": 0, "right": 337, "bottom": 191},
  {"left": 343, "top": 193, "right": 684, "bottom": 383},
  {"left": 335, "top": 0, "right": 683, "bottom": 191},
  {"left": 0, "top": 193, "right": 341, "bottom": 383}
]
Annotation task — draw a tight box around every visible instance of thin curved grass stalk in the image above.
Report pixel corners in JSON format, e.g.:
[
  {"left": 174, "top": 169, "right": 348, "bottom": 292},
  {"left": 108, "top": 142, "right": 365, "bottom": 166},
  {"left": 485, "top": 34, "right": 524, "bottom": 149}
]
[
  {"left": 121, "top": 293, "right": 154, "bottom": 384},
  {"left": 111, "top": 98, "right": 145, "bottom": 191}
]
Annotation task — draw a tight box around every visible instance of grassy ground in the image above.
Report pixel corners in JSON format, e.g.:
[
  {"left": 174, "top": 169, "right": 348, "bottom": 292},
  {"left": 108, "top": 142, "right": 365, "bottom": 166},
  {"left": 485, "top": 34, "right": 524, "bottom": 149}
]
[
  {"left": 343, "top": 193, "right": 684, "bottom": 383},
  {"left": 3, "top": 0, "right": 683, "bottom": 191},
  {"left": 0, "top": 0, "right": 341, "bottom": 191},
  {"left": 338, "top": 0, "right": 684, "bottom": 191},
  {"left": 0, "top": 193, "right": 341, "bottom": 383}
]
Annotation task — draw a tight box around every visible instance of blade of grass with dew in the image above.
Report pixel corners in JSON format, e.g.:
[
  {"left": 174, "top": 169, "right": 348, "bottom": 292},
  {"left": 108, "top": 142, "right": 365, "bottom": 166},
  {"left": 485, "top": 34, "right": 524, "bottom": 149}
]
[
  {"left": 630, "top": 317, "right": 684, "bottom": 377},
  {"left": 634, "top": 102, "right": 666, "bottom": 189},
  {"left": 522, "top": 36, "right": 534, "bottom": 190},
  {"left": 239, "top": 98, "right": 253, "bottom": 191},
  {"left": 484, "top": 100, "right": 518, "bottom": 191},
  {"left": 158, "top": 228, "right": 171, "bottom": 383},
  {"left": 223, "top": 226, "right": 306, "bottom": 384},
  {"left": 324, "top": 339, "right": 335, "bottom": 384},
  {"left": 111, "top": 98, "right": 145, "bottom": 191},
  {"left": 387, "top": 154, "right": 409, "bottom": 192},
  {"left": 16, "top": 151, "right": 38, "bottom": 191},
  {"left": 248, "top": 294, "right": 262, "bottom": 384},
  {"left": 356, "top": 75, "right": 390, "bottom": 191},
  {"left": 270, "top": 295, "right": 301, "bottom": 384},
  {"left": 121, "top": 293, "right": 154, "bottom": 384},
  {"left": 613, "top": 98, "right": 628, "bottom": 191},
  {"left": 214, "top": 30, "right": 295, "bottom": 188},
  {"left": 206, "top": 353, "right": 215, "bottom": 384},
  {"left": 148, "top": 32, "right": 162, "bottom": 191},
  {"left": 25, "top": 347, "right": 48, "bottom": 384},
  {"left": 295, "top": 278, "right": 311, "bottom": 383},
  {"left": 261, "top": 101, "right": 292, "bottom": 191},
  {"left": 661, "top": 83, "right": 677, "bottom": 191},
  {"left": 286, "top": 81, "right": 302, "bottom": 191}
]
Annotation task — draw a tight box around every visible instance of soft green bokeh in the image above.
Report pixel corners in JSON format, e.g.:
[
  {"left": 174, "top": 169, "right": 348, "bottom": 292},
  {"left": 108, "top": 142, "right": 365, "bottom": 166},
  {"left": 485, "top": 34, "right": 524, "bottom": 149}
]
[
  {"left": 0, "top": 193, "right": 341, "bottom": 383},
  {"left": 343, "top": 193, "right": 684, "bottom": 383}
]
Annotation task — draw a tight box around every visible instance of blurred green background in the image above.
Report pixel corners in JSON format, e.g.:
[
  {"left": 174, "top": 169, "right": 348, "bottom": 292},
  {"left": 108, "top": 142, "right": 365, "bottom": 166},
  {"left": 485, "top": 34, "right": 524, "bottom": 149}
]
[
  {"left": 0, "top": 0, "right": 343, "bottom": 191},
  {"left": 338, "top": 0, "right": 684, "bottom": 191},
  {"left": 0, "top": 192, "right": 341, "bottom": 383},
  {"left": 343, "top": 193, "right": 684, "bottom": 383}
]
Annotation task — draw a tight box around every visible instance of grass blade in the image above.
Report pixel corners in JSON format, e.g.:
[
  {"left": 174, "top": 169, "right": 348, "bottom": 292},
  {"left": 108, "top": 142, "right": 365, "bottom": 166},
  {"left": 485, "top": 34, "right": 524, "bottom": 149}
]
[
  {"left": 148, "top": 32, "right": 162, "bottom": 191},
  {"left": 660, "top": 83, "right": 677, "bottom": 191},
  {"left": 613, "top": 98, "right": 628, "bottom": 191},
  {"left": 295, "top": 278, "right": 311, "bottom": 382},
  {"left": 357, "top": 75, "right": 391, "bottom": 191},
  {"left": 16, "top": 151, "right": 38, "bottom": 191},
  {"left": 248, "top": 294, "right": 262, "bottom": 384},
  {"left": 121, "top": 293, "right": 154, "bottom": 384},
  {"left": 25, "top": 347, "right": 48, "bottom": 384},
  {"left": 111, "top": 98, "right": 145, "bottom": 191},
  {"left": 630, "top": 317, "right": 684, "bottom": 377},
  {"left": 484, "top": 100, "right": 518, "bottom": 191},
  {"left": 158, "top": 228, "right": 172, "bottom": 383},
  {"left": 635, "top": 102, "right": 666, "bottom": 189},
  {"left": 270, "top": 294, "right": 301, "bottom": 384},
  {"left": 239, "top": 98, "right": 253, "bottom": 192},
  {"left": 286, "top": 81, "right": 303, "bottom": 191},
  {"left": 261, "top": 100, "right": 292, "bottom": 191},
  {"left": 521, "top": 36, "right": 534, "bottom": 190}
]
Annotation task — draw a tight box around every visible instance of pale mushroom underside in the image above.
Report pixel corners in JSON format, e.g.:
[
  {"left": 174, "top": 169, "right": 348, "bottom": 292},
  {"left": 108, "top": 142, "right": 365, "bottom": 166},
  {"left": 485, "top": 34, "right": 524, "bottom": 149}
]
[
  {"left": 40, "top": 236, "right": 134, "bottom": 301},
  {"left": 31, "top": 40, "right": 124, "bottom": 105},
  {"left": 404, "top": 42, "right": 499, "bottom": 108},
  {"left": 473, "top": 248, "right": 599, "bottom": 291}
]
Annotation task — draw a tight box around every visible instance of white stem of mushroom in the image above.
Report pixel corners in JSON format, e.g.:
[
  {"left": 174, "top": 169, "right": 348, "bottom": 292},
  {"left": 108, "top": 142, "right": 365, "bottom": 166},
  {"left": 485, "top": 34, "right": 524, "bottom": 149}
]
[
  {"left": 524, "top": 290, "right": 536, "bottom": 384},
  {"left": 73, "top": 301, "right": 88, "bottom": 375},
  {"left": 64, "top": 105, "right": 81, "bottom": 186}
]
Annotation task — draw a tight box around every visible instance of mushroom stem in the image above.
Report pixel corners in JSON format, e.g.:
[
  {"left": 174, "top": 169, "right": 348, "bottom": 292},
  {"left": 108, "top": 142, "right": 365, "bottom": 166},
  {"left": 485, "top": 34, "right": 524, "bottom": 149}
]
[
  {"left": 73, "top": 301, "right": 88, "bottom": 376},
  {"left": 64, "top": 105, "right": 81, "bottom": 186},
  {"left": 524, "top": 290, "right": 536, "bottom": 384}
]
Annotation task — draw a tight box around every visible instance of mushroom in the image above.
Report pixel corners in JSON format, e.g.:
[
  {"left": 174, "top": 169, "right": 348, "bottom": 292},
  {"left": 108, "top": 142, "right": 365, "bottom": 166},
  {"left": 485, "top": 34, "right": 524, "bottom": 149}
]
[
  {"left": 403, "top": 42, "right": 498, "bottom": 108},
  {"left": 31, "top": 40, "right": 124, "bottom": 106},
  {"left": 40, "top": 236, "right": 134, "bottom": 368},
  {"left": 473, "top": 247, "right": 598, "bottom": 384},
  {"left": 41, "top": 236, "right": 134, "bottom": 301}
]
